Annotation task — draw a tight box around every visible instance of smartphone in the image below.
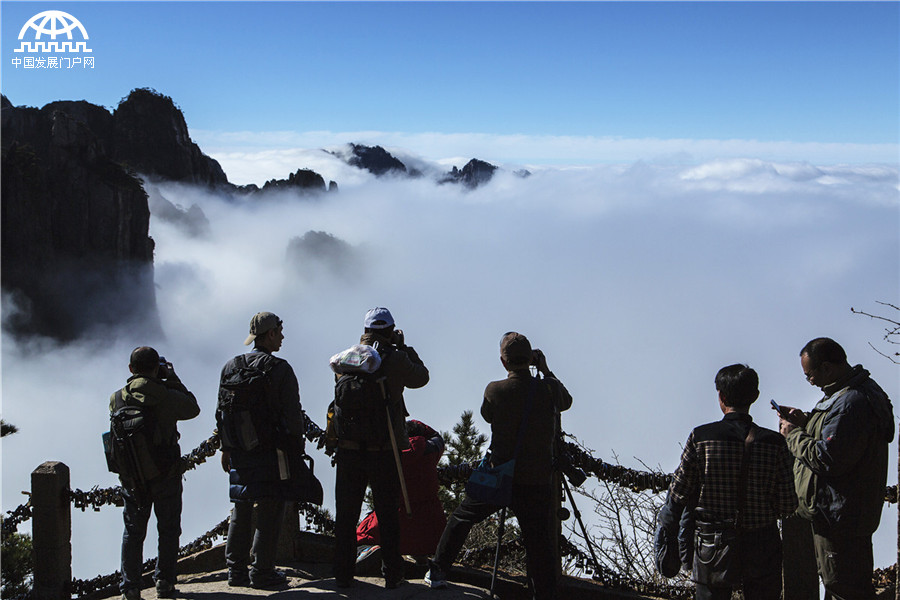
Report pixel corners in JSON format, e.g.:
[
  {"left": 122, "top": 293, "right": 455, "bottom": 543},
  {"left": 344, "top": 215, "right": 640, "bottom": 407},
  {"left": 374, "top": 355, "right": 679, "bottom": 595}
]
[{"left": 770, "top": 399, "right": 783, "bottom": 415}]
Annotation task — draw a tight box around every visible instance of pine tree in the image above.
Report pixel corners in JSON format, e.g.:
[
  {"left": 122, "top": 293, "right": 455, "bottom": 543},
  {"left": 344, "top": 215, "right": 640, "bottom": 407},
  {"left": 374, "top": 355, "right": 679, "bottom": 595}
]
[
  {"left": 438, "top": 410, "right": 488, "bottom": 514},
  {"left": 1, "top": 421, "right": 32, "bottom": 599}
]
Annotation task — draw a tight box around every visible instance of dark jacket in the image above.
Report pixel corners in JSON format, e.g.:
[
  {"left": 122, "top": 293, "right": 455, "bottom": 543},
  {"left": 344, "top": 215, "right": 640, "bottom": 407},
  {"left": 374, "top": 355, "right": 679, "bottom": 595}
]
[
  {"left": 786, "top": 365, "right": 894, "bottom": 536},
  {"left": 222, "top": 349, "right": 306, "bottom": 501},
  {"left": 358, "top": 332, "right": 429, "bottom": 450},
  {"left": 109, "top": 372, "right": 200, "bottom": 481},
  {"left": 481, "top": 369, "right": 573, "bottom": 486}
]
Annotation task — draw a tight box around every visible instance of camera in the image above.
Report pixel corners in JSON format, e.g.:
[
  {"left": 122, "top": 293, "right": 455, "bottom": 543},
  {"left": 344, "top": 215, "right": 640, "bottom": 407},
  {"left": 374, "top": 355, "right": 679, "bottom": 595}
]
[
  {"left": 555, "top": 437, "right": 588, "bottom": 487},
  {"left": 530, "top": 348, "right": 545, "bottom": 367},
  {"left": 158, "top": 356, "right": 171, "bottom": 380}
]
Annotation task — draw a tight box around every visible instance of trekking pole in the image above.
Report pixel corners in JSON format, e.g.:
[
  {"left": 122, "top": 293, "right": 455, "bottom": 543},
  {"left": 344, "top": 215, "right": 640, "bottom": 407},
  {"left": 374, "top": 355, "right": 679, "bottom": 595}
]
[
  {"left": 380, "top": 379, "right": 412, "bottom": 517},
  {"left": 490, "top": 507, "right": 508, "bottom": 599}
]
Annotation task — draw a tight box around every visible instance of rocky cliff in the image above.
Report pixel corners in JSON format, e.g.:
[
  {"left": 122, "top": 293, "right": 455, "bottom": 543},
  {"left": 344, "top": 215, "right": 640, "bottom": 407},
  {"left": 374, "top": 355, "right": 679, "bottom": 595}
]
[
  {"left": 112, "top": 88, "right": 229, "bottom": 186},
  {"left": 1, "top": 94, "right": 162, "bottom": 339},
  {"left": 439, "top": 158, "right": 498, "bottom": 189}
]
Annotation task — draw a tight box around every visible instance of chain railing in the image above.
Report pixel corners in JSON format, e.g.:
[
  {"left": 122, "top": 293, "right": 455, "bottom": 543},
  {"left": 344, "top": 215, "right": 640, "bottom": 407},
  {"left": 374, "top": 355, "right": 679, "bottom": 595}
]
[{"left": 5, "top": 415, "right": 898, "bottom": 600}]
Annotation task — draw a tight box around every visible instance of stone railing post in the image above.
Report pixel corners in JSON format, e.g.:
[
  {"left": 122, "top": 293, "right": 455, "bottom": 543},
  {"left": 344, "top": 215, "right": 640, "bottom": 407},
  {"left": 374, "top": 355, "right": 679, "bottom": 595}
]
[
  {"left": 31, "top": 461, "right": 71, "bottom": 600},
  {"left": 276, "top": 501, "right": 301, "bottom": 561}
]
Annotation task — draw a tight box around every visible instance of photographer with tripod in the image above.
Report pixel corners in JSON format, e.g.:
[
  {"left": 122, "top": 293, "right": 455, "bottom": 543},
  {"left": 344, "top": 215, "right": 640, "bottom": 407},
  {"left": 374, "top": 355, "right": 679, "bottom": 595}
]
[{"left": 426, "top": 332, "right": 572, "bottom": 600}]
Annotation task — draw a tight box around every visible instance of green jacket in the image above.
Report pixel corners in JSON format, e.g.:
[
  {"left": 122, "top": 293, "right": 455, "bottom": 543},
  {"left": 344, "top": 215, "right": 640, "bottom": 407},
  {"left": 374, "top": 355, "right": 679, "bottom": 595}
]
[{"left": 786, "top": 366, "right": 893, "bottom": 536}]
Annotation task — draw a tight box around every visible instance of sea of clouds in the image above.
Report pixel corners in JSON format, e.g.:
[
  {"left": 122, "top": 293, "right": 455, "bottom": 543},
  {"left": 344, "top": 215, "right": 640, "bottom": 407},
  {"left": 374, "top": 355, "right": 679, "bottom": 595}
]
[{"left": 2, "top": 148, "right": 898, "bottom": 579}]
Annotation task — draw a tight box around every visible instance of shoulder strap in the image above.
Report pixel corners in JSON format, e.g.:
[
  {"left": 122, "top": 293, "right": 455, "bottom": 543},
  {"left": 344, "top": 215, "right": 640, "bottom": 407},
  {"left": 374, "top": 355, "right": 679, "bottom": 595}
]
[
  {"left": 113, "top": 389, "right": 126, "bottom": 411},
  {"left": 511, "top": 375, "right": 539, "bottom": 461},
  {"left": 735, "top": 422, "right": 758, "bottom": 530}
]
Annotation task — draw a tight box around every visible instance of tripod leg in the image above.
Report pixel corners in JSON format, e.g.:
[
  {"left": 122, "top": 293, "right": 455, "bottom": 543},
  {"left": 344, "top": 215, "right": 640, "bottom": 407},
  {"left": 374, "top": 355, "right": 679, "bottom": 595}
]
[
  {"left": 562, "top": 476, "right": 603, "bottom": 577},
  {"left": 490, "top": 507, "right": 507, "bottom": 599}
]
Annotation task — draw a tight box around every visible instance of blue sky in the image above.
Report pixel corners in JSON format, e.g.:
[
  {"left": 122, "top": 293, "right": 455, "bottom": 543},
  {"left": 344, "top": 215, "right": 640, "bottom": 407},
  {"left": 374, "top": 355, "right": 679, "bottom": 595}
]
[{"left": 2, "top": 1, "right": 898, "bottom": 157}]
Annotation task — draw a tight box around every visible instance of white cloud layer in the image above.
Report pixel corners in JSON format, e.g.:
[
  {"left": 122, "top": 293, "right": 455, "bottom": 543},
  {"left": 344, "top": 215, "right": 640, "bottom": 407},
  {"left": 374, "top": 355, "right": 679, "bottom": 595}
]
[
  {"left": 2, "top": 156, "right": 898, "bottom": 579},
  {"left": 192, "top": 129, "right": 900, "bottom": 186}
]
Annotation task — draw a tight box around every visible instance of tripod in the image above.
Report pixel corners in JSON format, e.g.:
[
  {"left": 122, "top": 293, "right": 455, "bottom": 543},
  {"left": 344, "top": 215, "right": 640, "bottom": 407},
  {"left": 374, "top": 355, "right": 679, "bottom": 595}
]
[{"left": 560, "top": 473, "right": 603, "bottom": 578}]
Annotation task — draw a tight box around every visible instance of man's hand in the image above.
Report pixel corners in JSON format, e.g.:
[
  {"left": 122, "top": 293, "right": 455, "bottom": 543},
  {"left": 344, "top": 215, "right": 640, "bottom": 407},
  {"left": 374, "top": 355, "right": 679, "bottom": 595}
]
[
  {"left": 532, "top": 349, "right": 550, "bottom": 376},
  {"left": 220, "top": 449, "right": 231, "bottom": 473},
  {"left": 777, "top": 405, "right": 808, "bottom": 427},
  {"left": 779, "top": 417, "right": 797, "bottom": 437}
]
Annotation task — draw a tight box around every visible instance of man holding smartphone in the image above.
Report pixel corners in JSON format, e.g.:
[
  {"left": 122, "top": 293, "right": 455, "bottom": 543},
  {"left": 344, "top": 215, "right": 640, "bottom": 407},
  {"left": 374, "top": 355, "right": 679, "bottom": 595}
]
[{"left": 779, "top": 338, "right": 894, "bottom": 600}]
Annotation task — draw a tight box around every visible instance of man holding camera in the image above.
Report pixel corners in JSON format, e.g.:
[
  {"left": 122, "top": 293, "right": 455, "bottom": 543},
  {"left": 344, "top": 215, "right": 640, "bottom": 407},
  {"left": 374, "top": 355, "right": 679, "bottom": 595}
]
[
  {"left": 219, "top": 312, "right": 306, "bottom": 589},
  {"left": 333, "top": 307, "right": 429, "bottom": 589},
  {"left": 779, "top": 338, "right": 894, "bottom": 600},
  {"left": 426, "top": 332, "right": 572, "bottom": 600},
  {"left": 113, "top": 346, "right": 200, "bottom": 600},
  {"left": 657, "top": 364, "right": 796, "bottom": 600}
]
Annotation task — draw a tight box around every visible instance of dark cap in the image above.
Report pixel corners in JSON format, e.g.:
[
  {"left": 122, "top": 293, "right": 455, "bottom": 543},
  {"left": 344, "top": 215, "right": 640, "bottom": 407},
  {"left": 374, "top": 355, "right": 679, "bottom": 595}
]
[
  {"left": 500, "top": 332, "right": 532, "bottom": 369},
  {"left": 244, "top": 312, "right": 282, "bottom": 346}
]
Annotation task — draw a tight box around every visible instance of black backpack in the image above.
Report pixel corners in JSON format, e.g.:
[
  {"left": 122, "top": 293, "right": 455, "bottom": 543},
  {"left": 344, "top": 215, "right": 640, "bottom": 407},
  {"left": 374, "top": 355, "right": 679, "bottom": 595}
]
[
  {"left": 217, "top": 354, "right": 277, "bottom": 452},
  {"left": 103, "top": 390, "right": 169, "bottom": 483},
  {"left": 332, "top": 348, "right": 392, "bottom": 446}
]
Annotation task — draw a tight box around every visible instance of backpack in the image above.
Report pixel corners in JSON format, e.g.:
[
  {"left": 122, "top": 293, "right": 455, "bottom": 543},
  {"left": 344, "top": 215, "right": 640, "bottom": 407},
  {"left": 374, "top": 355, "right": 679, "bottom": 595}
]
[
  {"left": 216, "top": 354, "right": 277, "bottom": 452},
  {"left": 103, "top": 390, "right": 167, "bottom": 483},
  {"left": 331, "top": 345, "right": 393, "bottom": 446}
]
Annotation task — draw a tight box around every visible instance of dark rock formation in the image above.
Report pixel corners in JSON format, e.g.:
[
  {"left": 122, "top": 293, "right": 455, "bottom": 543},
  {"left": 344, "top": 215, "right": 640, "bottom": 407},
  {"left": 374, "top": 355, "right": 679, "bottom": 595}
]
[
  {"left": 2, "top": 95, "right": 160, "bottom": 340},
  {"left": 344, "top": 144, "right": 408, "bottom": 177},
  {"left": 285, "top": 231, "right": 360, "bottom": 282},
  {"left": 113, "top": 88, "right": 228, "bottom": 186},
  {"left": 439, "top": 158, "right": 498, "bottom": 189},
  {"left": 262, "top": 169, "right": 328, "bottom": 193},
  {"left": 236, "top": 169, "right": 335, "bottom": 196}
]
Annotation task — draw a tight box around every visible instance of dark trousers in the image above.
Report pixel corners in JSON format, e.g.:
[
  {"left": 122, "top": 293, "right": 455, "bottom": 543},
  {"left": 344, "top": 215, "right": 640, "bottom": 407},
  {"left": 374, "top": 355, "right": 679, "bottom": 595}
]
[
  {"left": 694, "top": 524, "right": 782, "bottom": 600},
  {"left": 120, "top": 476, "right": 183, "bottom": 593},
  {"left": 432, "top": 483, "right": 557, "bottom": 600},
  {"left": 334, "top": 448, "right": 402, "bottom": 583},
  {"left": 225, "top": 497, "right": 285, "bottom": 575},
  {"left": 813, "top": 528, "right": 876, "bottom": 600}
]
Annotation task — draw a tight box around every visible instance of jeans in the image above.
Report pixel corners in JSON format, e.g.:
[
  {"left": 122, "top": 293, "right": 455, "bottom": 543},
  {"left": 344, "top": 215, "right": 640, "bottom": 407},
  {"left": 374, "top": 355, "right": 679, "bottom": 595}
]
[
  {"left": 225, "top": 498, "right": 285, "bottom": 575},
  {"left": 334, "top": 449, "right": 402, "bottom": 584},
  {"left": 120, "top": 476, "right": 183, "bottom": 593},
  {"left": 432, "top": 483, "right": 557, "bottom": 600}
]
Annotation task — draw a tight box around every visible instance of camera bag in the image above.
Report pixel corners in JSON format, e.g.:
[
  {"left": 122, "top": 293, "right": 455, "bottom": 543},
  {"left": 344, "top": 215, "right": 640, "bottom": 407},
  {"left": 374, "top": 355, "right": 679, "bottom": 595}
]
[{"left": 466, "top": 376, "right": 537, "bottom": 507}]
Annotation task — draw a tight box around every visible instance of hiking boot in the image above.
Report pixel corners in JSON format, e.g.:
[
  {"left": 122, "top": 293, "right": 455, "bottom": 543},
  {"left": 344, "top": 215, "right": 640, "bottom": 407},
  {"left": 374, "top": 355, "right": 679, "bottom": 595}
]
[
  {"left": 424, "top": 565, "right": 448, "bottom": 589},
  {"left": 385, "top": 578, "right": 406, "bottom": 589},
  {"left": 249, "top": 569, "right": 288, "bottom": 589},
  {"left": 155, "top": 580, "right": 176, "bottom": 598},
  {"left": 227, "top": 568, "right": 250, "bottom": 587},
  {"left": 122, "top": 589, "right": 141, "bottom": 600}
]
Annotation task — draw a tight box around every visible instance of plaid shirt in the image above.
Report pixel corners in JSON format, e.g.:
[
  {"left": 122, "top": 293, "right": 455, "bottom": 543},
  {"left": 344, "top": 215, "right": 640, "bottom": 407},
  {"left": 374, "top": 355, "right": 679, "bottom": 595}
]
[{"left": 669, "top": 412, "right": 797, "bottom": 529}]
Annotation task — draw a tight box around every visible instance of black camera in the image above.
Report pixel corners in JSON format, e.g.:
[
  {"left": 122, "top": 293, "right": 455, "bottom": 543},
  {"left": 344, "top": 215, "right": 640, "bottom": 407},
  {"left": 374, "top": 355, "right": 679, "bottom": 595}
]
[
  {"left": 555, "top": 439, "right": 588, "bottom": 487},
  {"left": 158, "top": 356, "right": 170, "bottom": 380}
]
